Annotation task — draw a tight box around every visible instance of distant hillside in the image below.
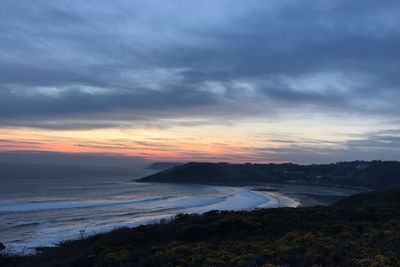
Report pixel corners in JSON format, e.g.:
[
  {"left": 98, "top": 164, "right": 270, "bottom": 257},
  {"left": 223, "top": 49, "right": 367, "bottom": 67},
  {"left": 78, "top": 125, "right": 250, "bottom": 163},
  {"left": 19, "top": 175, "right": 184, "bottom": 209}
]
[
  {"left": 335, "top": 187, "right": 400, "bottom": 207},
  {"left": 138, "top": 161, "right": 400, "bottom": 189},
  {"left": 146, "top": 162, "right": 183, "bottom": 170},
  {"left": 5, "top": 188, "right": 400, "bottom": 266}
]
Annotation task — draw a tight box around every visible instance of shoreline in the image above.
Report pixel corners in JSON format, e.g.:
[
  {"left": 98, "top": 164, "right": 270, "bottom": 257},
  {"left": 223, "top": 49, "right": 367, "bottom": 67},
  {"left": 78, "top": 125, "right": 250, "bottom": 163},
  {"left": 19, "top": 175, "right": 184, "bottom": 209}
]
[
  {"left": 249, "top": 182, "right": 364, "bottom": 207},
  {"left": 2, "top": 183, "right": 306, "bottom": 255},
  {"left": 4, "top": 189, "right": 400, "bottom": 266},
  {"left": 259, "top": 191, "right": 301, "bottom": 208},
  {"left": 1, "top": 182, "right": 360, "bottom": 255}
]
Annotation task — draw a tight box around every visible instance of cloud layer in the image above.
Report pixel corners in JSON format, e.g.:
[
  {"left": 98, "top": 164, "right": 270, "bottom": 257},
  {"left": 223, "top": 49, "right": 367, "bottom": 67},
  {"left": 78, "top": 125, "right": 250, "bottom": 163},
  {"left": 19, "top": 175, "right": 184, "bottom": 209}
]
[
  {"left": 0, "top": 1, "right": 399, "bottom": 162},
  {"left": 1, "top": 1, "right": 400, "bottom": 126}
]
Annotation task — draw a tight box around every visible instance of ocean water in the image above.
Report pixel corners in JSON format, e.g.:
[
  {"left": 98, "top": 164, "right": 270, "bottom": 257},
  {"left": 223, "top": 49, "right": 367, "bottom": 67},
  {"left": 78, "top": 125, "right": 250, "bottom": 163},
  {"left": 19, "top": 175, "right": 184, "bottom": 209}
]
[{"left": 0, "top": 163, "right": 280, "bottom": 254}]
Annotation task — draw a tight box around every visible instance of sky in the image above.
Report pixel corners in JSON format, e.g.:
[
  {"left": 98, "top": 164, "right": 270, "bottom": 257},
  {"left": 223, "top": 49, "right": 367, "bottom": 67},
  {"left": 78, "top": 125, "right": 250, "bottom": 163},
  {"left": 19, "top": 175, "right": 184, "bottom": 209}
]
[{"left": 0, "top": 0, "right": 400, "bottom": 165}]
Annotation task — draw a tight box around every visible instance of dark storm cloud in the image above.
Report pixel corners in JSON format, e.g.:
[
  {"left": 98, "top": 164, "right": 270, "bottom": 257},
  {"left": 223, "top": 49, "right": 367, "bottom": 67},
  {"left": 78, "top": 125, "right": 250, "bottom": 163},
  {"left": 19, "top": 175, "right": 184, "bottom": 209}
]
[{"left": 0, "top": 0, "right": 399, "bottom": 128}]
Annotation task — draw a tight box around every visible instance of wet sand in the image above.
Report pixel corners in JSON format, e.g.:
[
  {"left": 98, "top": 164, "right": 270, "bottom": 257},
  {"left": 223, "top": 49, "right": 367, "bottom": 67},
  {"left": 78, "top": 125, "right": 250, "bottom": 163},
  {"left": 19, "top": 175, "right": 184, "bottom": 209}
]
[{"left": 250, "top": 182, "right": 365, "bottom": 207}]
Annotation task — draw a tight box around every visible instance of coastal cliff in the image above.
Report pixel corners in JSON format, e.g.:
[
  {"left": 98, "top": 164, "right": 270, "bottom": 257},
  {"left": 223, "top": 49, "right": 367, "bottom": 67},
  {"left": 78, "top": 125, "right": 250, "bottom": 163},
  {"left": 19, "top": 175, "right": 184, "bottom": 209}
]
[{"left": 138, "top": 161, "right": 400, "bottom": 188}]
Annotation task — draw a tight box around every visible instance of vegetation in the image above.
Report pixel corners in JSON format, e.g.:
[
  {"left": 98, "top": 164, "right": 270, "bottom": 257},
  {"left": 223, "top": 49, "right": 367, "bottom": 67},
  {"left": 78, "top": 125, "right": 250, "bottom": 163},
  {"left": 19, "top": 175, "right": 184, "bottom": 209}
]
[
  {"left": 138, "top": 161, "right": 400, "bottom": 189},
  {"left": 3, "top": 188, "right": 400, "bottom": 266}
]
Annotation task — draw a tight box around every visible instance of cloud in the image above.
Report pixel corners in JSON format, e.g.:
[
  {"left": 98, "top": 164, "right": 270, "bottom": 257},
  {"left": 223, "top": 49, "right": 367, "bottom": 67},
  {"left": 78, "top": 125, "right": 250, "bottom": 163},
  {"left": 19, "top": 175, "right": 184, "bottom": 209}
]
[
  {"left": 0, "top": 0, "right": 399, "bottom": 130},
  {"left": 0, "top": 1, "right": 400, "bottom": 163},
  {"left": 243, "top": 129, "right": 400, "bottom": 164}
]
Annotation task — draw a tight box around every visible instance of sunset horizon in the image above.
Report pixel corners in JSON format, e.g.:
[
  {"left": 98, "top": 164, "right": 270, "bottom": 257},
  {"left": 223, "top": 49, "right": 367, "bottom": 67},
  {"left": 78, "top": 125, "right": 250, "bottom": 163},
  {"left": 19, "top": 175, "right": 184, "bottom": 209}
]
[{"left": 1, "top": 1, "right": 399, "bottom": 165}]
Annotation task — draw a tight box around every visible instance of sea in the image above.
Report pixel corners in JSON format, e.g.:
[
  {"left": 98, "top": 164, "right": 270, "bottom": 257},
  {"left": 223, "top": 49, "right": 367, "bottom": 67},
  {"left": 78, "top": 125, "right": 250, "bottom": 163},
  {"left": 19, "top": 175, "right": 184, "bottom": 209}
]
[{"left": 0, "top": 163, "right": 283, "bottom": 254}]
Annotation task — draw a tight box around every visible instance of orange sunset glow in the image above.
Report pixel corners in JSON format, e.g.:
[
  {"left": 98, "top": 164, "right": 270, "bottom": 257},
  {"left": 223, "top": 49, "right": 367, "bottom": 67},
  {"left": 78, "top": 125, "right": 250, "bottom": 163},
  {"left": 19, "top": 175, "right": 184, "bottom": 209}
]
[{"left": 0, "top": 115, "right": 390, "bottom": 164}]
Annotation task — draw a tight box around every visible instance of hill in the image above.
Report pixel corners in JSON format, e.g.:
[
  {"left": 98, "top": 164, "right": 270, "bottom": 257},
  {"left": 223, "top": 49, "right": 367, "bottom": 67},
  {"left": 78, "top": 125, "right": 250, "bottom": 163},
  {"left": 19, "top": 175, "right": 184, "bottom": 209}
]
[
  {"left": 146, "top": 162, "right": 183, "bottom": 170},
  {"left": 3, "top": 188, "right": 400, "bottom": 266},
  {"left": 138, "top": 161, "right": 400, "bottom": 189}
]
